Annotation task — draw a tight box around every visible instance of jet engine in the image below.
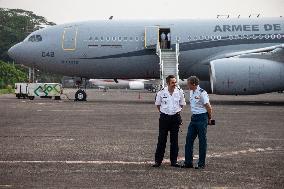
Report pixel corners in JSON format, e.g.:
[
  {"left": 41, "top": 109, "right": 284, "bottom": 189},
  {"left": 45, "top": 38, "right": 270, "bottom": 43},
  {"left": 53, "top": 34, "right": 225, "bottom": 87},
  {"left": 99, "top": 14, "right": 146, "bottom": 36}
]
[
  {"left": 129, "top": 81, "right": 145, "bottom": 90},
  {"left": 209, "top": 58, "right": 284, "bottom": 95}
]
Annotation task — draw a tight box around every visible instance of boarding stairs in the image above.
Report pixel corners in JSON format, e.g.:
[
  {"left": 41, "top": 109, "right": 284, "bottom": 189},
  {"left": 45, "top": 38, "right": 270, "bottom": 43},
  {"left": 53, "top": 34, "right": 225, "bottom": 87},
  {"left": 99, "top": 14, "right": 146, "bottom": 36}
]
[{"left": 157, "top": 43, "right": 180, "bottom": 88}]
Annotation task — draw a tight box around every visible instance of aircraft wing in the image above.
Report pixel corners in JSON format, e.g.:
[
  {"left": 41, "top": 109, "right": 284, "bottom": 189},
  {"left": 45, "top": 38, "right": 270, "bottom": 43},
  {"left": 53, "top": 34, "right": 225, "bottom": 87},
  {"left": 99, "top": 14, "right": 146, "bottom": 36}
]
[{"left": 223, "top": 44, "right": 284, "bottom": 60}]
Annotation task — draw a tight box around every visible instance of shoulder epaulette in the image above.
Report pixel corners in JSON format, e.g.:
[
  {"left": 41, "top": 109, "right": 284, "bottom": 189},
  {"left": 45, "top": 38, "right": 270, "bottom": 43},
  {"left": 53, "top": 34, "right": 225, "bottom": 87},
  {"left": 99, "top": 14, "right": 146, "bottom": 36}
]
[{"left": 159, "top": 87, "right": 165, "bottom": 92}]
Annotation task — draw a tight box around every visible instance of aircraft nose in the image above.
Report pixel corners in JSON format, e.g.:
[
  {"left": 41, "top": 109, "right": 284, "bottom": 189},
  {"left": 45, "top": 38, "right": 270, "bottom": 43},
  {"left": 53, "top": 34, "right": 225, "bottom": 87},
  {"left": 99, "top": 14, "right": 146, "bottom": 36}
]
[
  {"left": 8, "top": 42, "right": 34, "bottom": 66},
  {"left": 8, "top": 44, "right": 18, "bottom": 60}
]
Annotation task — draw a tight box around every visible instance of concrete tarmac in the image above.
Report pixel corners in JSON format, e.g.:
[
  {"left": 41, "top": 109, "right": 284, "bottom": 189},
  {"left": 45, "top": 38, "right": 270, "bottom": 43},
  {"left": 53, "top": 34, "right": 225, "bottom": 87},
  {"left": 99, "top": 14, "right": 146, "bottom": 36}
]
[{"left": 0, "top": 89, "right": 283, "bottom": 189}]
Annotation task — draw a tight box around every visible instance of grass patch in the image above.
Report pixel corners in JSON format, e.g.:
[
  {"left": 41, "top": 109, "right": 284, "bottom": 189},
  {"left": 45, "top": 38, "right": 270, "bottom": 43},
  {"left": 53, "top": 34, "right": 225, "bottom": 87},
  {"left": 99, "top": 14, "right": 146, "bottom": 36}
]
[{"left": 0, "top": 86, "right": 13, "bottom": 95}]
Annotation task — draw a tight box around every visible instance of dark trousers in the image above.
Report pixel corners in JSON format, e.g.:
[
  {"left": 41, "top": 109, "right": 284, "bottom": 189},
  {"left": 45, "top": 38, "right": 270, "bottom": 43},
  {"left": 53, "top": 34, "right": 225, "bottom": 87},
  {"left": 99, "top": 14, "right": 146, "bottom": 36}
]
[
  {"left": 167, "top": 41, "right": 171, "bottom": 49},
  {"left": 185, "top": 113, "right": 208, "bottom": 167},
  {"left": 155, "top": 113, "right": 181, "bottom": 164}
]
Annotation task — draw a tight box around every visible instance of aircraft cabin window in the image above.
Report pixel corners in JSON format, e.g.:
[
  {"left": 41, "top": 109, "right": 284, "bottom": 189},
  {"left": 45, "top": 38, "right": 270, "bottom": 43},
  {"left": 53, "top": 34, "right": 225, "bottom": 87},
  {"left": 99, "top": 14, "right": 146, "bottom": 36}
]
[
  {"left": 94, "top": 37, "right": 99, "bottom": 41},
  {"left": 271, "top": 34, "right": 275, "bottom": 39},
  {"left": 118, "top": 37, "right": 122, "bottom": 41},
  {"left": 141, "top": 36, "right": 144, "bottom": 41},
  {"left": 135, "top": 37, "right": 139, "bottom": 41},
  {"left": 123, "top": 37, "right": 128, "bottom": 41},
  {"left": 129, "top": 37, "right": 133, "bottom": 41},
  {"left": 112, "top": 37, "right": 116, "bottom": 41},
  {"left": 277, "top": 34, "right": 282, "bottom": 39},
  {"left": 106, "top": 37, "right": 110, "bottom": 41},
  {"left": 100, "top": 37, "right": 104, "bottom": 41}
]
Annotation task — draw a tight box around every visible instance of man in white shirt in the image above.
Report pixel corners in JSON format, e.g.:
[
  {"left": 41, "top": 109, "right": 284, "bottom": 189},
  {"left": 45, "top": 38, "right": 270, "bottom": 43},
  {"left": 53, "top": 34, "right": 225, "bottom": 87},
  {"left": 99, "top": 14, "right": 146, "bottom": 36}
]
[
  {"left": 152, "top": 75, "right": 186, "bottom": 167},
  {"left": 160, "top": 32, "right": 166, "bottom": 49},
  {"left": 182, "top": 76, "right": 213, "bottom": 169}
]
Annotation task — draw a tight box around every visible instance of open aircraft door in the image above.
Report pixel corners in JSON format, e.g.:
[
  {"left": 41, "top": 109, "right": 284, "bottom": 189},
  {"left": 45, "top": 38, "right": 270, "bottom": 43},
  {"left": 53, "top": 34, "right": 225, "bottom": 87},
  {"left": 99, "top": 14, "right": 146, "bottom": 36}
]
[
  {"left": 62, "top": 26, "right": 78, "bottom": 51},
  {"left": 144, "top": 26, "right": 159, "bottom": 49}
]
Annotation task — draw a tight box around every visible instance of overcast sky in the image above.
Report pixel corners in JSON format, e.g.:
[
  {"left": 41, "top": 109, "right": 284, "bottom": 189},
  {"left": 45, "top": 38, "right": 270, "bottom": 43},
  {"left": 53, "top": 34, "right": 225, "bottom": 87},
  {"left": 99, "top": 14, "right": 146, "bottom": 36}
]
[{"left": 1, "top": 0, "right": 283, "bottom": 24}]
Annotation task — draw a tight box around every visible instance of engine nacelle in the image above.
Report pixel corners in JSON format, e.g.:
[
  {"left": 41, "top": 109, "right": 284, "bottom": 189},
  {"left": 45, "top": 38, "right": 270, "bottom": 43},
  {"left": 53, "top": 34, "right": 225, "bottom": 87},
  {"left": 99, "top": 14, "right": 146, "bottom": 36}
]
[
  {"left": 129, "top": 81, "right": 145, "bottom": 90},
  {"left": 210, "top": 58, "right": 284, "bottom": 95}
]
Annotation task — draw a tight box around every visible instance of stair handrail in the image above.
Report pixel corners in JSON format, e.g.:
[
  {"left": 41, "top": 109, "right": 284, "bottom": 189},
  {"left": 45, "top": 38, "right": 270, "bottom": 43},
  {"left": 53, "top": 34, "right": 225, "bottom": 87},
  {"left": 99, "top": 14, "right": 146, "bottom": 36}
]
[
  {"left": 160, "top": 60, "right": 165, "bottom": 88},
  {"left": 156, "top": 43, "right": 160, "bottom": 56},
  {"left": 176, "top": 42, "right": 179, "bottom": 56},
  {"left": 175, "top": 42, "right": 180, "bottom": 82}
]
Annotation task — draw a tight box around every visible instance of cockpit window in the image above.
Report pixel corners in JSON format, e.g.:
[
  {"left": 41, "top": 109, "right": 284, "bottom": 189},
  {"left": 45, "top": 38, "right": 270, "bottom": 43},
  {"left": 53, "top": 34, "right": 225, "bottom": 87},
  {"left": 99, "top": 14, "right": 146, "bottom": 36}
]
[
  {"left": 36, "top": 35, "right": 42, "bottom": 41},
  {"left": 28, "top": 35, "right": 42, "bottom": 42},
  {"left": 28, "top": 35, "right": 36, "bottom": 42}
]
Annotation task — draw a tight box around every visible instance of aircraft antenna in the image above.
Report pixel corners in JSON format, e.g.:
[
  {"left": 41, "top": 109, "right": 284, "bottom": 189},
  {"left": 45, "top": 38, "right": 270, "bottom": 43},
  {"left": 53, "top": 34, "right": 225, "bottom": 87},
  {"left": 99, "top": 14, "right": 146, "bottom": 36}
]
[
  {"left": 217, "top": 14, "right": 229, "bottom": 19},
  {"left": 249, "top": 14, "right": 260, "bottom": 18}
]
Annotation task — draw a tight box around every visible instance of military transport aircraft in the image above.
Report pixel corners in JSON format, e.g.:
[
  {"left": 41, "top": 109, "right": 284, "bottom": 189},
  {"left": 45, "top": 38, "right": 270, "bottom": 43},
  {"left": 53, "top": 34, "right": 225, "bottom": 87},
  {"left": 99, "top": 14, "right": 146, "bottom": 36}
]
[{"left": 8, "top": 17, "right": 284, "bottom": 100}]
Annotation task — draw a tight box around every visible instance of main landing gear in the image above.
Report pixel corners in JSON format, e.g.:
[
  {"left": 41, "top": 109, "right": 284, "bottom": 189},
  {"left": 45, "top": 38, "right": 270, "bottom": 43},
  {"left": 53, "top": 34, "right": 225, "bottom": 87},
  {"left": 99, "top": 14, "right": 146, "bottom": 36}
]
[
  {"left": 75, "top": 89, "right": 87, "bottom": 101},
  {"left": 74, "top": 77, "right": 88, "bottom": 101}
]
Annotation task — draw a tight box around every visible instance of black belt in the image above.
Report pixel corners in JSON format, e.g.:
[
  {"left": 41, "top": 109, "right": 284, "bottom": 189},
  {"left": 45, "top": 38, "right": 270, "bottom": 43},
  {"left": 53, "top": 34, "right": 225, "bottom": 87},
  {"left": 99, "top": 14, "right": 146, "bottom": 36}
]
[
  {"left": 192, "top": 112, "right": 208, "bottom": 117},
  {"left": 160, "top": 112, "right": 180, "bottom": 117}
]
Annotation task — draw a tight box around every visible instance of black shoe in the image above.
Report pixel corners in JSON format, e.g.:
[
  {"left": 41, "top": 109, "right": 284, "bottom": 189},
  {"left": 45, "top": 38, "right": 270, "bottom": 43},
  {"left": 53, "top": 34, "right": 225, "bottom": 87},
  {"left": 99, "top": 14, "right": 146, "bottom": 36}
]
[
  {"left": 170, "top": 163, "right": 180, "bottom": 167},
  {"left": 181, "top": 164, "right": 193, "bottom": 168},
  {"left": 152, "top": 163, "right": 161, "bottom": 167},
  {"left": 195, "top": 165, "right": 205, "bottom": 169}
]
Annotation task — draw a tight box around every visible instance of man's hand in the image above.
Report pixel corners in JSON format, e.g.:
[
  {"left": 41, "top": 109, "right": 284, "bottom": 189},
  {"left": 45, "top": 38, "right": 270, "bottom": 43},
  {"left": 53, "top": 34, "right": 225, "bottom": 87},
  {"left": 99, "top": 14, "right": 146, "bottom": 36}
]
[
  {"left": 157, "top": 105, "right": 161, "bottom": 112},
  {"left": 208, "top": 119, "right": 212, "bottom": 125},
  {"left": 204, "top": 102, "right": 212, "bottom": 120}
]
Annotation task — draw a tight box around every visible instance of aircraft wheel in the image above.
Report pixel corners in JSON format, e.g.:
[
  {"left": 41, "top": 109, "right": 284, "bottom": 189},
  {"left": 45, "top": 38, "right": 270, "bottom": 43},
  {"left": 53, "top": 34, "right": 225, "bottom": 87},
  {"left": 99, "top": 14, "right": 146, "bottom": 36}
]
[
  {"left": 54, "top": 96, "right": 61, "bottom": 100},
  {"left": 151, "top": 88, "right": 157, "bottom": 93},
  {"left": 28, "top": 96, "right": 35, "bottom": 100},
  {"left": 75, "top": 89, "right": 87, "bottom": 101}
]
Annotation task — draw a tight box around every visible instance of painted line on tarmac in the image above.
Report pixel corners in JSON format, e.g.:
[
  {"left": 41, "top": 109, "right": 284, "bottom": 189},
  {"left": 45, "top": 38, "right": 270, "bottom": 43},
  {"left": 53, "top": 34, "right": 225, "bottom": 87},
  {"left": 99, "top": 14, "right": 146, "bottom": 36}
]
[
  {"left": 37, "top": 109, "right": 95, "bottom": 112},
  {"left": 0, "top": 160, "right": 153, "bottom": 165},
  {"left": 0, "top": 147, "right": 281, "bottom": 165},
  {"left": 206, "top": 147, "right": 280, "bottom": 158}
]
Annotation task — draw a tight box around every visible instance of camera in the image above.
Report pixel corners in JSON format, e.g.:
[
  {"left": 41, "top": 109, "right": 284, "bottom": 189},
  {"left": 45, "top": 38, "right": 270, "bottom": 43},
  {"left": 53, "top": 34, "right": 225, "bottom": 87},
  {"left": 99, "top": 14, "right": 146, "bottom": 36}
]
[{"left": 209, "top": 119, "right": 215, "bottom": 125}]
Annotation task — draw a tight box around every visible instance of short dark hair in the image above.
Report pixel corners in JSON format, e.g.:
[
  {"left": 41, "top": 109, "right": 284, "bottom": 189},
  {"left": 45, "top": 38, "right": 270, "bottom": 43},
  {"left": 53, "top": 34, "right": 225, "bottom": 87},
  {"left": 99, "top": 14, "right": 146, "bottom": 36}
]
[
  {"left": 187, "top": 76, "right": 199, "bottom": 86},
  {"left": 166, "top": 75, "right": 176, "bottom": 84}
]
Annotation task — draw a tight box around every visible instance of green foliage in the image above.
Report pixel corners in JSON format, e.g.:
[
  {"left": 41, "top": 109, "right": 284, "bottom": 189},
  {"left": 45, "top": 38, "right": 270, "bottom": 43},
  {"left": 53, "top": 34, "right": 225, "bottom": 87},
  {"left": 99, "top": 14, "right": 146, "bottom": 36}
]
[
  {"left": 0, "top": 60, "right": 27, "bottom": 88},
  {"left": 0, "top": 8, "right": 56, "bottom": 61}
]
